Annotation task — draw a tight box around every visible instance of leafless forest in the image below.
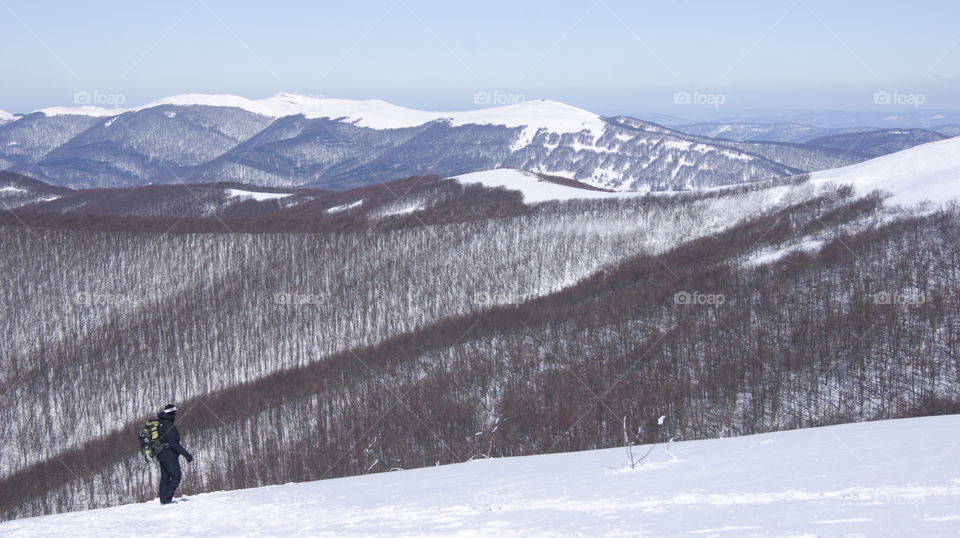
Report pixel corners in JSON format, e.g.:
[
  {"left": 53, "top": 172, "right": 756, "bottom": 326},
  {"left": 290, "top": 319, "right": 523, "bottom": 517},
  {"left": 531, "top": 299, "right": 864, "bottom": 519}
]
[{"left": 1, "top": 178, "right": 957, "bottom": 519}]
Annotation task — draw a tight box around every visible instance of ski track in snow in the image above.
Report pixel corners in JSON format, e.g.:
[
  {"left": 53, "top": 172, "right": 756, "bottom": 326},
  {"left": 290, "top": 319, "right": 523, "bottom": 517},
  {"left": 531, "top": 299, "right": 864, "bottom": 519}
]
[{"left": 4, "top": 415, "right": 960, "bottom": 537}]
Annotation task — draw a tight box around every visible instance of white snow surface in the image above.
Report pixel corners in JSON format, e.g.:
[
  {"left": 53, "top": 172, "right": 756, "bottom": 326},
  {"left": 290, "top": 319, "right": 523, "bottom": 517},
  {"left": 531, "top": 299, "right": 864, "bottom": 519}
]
[
  {"left": 5, "top": 415, "right": 960, "bottom": 537},
  {"left": 746, "top": 238, "right": 825, "bottom": 267},
  {"left": 223, "top": 188, "right": 292, "bottom": 202},
  {"left": 0, "top": 109, "right": 14, "bottom": 122},
  {"left": 451, "top": 169, "right": 632, "bottom": 204},
  {"left": 326, "top": 200, "right": 363, "bottom": 213},
  {"left": 33, "top": 93, "right": 605, "bottom": 137},
  {"left": 810, "top": 136, "right": 960, "bottom": 206}
]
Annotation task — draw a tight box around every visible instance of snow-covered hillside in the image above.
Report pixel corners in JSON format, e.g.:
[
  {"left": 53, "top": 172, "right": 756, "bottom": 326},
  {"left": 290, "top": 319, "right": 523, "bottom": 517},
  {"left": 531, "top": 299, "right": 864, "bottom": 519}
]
[
  {"left": 811, "top": 136, "right": 960, "bottom": 206},
  {"left": 4, "top": 416, "right": 959, "bottom": 537}
]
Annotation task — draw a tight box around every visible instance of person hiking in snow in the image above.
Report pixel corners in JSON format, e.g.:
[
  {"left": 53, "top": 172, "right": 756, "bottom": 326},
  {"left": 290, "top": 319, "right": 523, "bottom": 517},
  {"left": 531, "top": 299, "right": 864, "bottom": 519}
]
[{"left": 155, "top": 404, "right": 194, "bottom": 504}]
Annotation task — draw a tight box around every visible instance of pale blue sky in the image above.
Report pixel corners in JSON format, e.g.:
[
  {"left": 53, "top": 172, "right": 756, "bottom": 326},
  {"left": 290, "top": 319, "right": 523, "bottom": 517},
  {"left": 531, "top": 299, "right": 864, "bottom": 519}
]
[{"left": 1, "top": 0, "right": 958, "bottom": 115}]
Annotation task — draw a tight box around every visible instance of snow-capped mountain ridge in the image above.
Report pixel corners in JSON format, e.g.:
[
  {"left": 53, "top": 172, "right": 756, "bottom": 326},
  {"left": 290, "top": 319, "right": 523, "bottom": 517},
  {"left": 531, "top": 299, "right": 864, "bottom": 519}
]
[
  {"left": 3, "top": 93, "right": 888, "bottom": 191},
  {"left": 36, "top": 92, "right": 605, "bottom": 135}
]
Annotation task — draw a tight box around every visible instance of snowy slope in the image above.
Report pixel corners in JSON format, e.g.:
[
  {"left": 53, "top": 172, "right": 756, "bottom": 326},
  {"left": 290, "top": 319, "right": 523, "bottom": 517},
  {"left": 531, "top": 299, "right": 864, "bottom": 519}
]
[
  {"left": 450, "top": 169, "right": 630, "bottom": 203},
  {"left": 0, "top": 110, "right": 14, "bottom": 123},
  {"left": 811, "top": 136, "right": 960, "bottom": 206},
  {"left": 5, "top": 416, "right": 960, "bottom": 537}
]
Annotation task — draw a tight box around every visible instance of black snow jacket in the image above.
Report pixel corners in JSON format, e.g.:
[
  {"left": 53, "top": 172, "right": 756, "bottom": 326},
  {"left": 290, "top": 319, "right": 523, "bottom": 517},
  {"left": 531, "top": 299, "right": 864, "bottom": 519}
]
[{"left": 156, "top": 411, "right": 194, "bottom": 461}]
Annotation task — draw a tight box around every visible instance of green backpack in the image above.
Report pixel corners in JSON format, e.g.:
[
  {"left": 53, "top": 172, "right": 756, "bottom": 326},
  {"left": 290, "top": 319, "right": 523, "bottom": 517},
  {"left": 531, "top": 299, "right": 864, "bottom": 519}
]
[{"left": 138, "top": 420, "right": 164, "bottom": 462}]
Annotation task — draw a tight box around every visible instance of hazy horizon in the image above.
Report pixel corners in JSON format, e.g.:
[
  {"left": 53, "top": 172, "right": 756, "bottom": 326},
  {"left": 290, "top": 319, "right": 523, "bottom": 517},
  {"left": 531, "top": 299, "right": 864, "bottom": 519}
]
[{"left": 1, "top": 0, "right": 957, "bottom": 117}]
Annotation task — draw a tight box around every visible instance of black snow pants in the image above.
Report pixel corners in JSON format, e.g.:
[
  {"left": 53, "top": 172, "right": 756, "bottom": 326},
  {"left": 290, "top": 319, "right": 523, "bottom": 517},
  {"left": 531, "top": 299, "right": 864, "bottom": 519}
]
[{"left": 158, "top": 453, "right": 183, "bottom": 503}]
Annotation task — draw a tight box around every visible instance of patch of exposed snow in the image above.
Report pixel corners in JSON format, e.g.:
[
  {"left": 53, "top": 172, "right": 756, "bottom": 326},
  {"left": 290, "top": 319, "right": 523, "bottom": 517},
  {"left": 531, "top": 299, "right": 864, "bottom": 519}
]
[
  {"left": 224, "top": 188, "right": 293, "bottom": 202},
  {"left": 326, "top": 200, "right": 363, "bottom": 213},
  {"left": 451, "top": 169, "right": 634, "bottom": 204},
  {"left": 719, "top": 149, "right": 754, "bottom": 161},
  {"left": 376, "top": 201, "right": 425, "bottom": 217},
  {"left": 660, "top": 139, "right": 693, "bottom": 151},
  {"left": 746, "top": 239, "right": 824, "bottom": 267}
]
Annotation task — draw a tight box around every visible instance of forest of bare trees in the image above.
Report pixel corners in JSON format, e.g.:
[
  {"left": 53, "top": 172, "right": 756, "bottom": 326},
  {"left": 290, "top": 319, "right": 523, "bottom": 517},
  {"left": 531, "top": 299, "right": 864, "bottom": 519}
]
[{"left": 2, "top": 177, "right": 957, "bottom": 520}]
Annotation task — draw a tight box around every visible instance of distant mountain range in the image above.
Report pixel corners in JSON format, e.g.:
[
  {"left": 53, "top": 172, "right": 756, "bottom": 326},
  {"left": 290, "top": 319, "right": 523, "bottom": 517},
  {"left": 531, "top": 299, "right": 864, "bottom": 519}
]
[
  {"left": 8, "top": 135, "right": 959, "bottom": 223},
  {"left": 673, "top": 122, "right": 952, "bottom": 146},
  {"left": 635, "top": 109, "right": 960, "bottom": 129},
  {"left": 0, "top": 94, "right": 953, "bottom": 192},
  {"left": 672, "top": 121, "right": 855, "bottom": 143},
  {"left": 804, "top": 128, "right": 948, "bottom": 158}
]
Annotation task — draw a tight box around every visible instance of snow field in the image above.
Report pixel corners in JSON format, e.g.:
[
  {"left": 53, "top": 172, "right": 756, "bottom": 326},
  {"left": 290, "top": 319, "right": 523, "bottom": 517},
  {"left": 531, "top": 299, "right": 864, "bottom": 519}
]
[{"left": 4, "top": 415, "right": 960, "bottom": 537}]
